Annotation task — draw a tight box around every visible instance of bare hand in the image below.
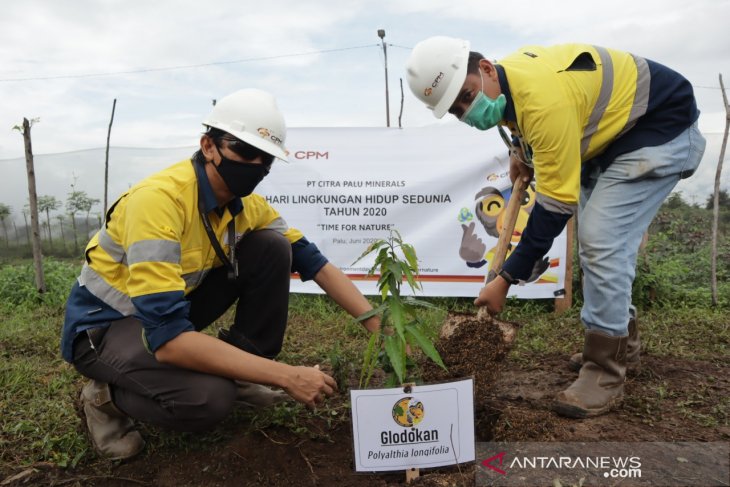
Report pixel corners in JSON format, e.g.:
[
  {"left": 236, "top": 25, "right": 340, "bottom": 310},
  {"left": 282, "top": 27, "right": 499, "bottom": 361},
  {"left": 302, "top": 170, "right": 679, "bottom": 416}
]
[
  {"left": 284, "top": 364, "right": 338, "bottom": 409},
  {"left": 509, "top": 146, "right": 534, "bottom": 184},
  {"left": 474, "top": 275, "right": 511, "bottom": 314}
]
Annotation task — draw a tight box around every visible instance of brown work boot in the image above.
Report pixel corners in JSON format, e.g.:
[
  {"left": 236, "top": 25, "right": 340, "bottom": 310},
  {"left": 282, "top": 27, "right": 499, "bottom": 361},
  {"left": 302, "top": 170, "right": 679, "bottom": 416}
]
[
  {"left": 235, "top": 381, "right": 291, "bottom": 408},
  {"left": 568, "top": 317, "right": 640, "bottom": 374},
  {"left": 80, "top": 380, "right": 145, "bottom": 460},
  {"left": 554, "top": 330, "right": 627, "bottom": 418}
]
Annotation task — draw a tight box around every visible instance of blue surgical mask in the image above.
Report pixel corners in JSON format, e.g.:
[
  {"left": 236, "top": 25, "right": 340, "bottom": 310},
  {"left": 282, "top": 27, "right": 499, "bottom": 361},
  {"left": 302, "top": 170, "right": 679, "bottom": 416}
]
[{"left": 460, "top": 70, "right": 506, "bottom": 131}]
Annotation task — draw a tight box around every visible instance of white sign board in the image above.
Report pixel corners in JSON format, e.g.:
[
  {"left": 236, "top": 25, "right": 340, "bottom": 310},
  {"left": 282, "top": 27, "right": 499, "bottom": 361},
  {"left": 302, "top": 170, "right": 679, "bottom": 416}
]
[
  {"left": 257, "top": 126, "right": 567, "bottom": 299},
  {"left": 350, "top": 379, "right": 475, "bottom": 472}
]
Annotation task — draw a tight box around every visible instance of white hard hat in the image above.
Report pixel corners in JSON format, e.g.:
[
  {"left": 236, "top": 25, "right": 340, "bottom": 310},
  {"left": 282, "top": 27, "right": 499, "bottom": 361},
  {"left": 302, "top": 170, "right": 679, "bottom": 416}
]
[
  {"left": 406, "top": 36, "right": 470, "bottom": 118},
  {"left": 202, "top": 89, "right": 288, "bottom": 161}
]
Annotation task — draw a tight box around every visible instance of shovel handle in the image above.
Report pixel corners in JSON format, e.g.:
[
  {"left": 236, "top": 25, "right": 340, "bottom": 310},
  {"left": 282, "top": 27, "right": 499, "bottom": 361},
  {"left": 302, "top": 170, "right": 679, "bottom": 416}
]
[{"left": 485, "top": 177, "right": 529, "bottom": 284}]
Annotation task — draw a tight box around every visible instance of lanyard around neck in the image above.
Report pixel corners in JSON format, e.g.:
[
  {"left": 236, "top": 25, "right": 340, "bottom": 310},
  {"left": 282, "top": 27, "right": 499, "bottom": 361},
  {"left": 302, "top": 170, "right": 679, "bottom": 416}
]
[{"left": 194, "top": 161, "right": 238, "bottom": 281}]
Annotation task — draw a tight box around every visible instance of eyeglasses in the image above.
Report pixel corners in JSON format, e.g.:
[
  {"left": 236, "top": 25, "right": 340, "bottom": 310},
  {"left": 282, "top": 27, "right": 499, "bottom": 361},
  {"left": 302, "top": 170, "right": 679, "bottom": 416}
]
[{"left": 217, "top": 136, "right": 275, "bottom": 166}]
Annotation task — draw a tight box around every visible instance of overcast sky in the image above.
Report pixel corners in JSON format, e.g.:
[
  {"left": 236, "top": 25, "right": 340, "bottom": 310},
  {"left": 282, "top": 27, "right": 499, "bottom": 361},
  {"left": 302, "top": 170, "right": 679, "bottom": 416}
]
[{"left": 1, "top": 0, "right": 728, "bottom": 212}]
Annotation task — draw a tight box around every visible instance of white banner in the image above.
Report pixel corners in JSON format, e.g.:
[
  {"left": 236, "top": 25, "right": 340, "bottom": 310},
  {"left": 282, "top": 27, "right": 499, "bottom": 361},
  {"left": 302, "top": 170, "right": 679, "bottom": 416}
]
[
  {"left": 350, "top": 379, "right": 475, "bottom": 472},
  {"left": 257, "top": 126, "right": 567, "bottom": 299},
  {"left": 0, "top": 126, "right": 568, "bottom": 299}
]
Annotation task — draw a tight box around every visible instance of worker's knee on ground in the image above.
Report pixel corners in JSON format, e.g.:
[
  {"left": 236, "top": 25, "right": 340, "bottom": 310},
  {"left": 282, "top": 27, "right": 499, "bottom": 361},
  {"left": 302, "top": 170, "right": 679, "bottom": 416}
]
[{"left": 169, "top": 377, "right": 236, "bottom": 432}]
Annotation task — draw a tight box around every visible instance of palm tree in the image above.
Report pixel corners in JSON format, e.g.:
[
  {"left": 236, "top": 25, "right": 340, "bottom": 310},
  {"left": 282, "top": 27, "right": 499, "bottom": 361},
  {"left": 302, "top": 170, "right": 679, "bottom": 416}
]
[
  {"left": 66, "top": 188, "right": 84, "bottom": 253},
  {"left": 55, "top": 214, "right": 67, "bottom": 249},
  {"left": 79, "top": 195, "right": 100, "bottom": 234},
  {"left": 21, "top": 207, "right": 31, "bottom": 245},
  {"left": 38, "top": 195, "right": 61, "bottom": 249}
]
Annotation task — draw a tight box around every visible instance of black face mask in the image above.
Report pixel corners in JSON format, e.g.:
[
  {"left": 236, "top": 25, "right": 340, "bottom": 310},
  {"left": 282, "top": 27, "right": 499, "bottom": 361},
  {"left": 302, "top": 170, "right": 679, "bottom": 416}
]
[{"left": 213, "top": 145, "right": 270, "bottom": 198}]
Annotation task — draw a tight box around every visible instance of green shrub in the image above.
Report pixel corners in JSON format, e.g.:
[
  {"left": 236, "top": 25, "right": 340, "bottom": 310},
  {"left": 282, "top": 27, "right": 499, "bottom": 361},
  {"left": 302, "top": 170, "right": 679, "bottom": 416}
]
[
  {"left": 0, "top": 258, "right": 80, "bottom": 312},
  {"left": 630, "top": 205, "right": 730, "bottom": 309}
]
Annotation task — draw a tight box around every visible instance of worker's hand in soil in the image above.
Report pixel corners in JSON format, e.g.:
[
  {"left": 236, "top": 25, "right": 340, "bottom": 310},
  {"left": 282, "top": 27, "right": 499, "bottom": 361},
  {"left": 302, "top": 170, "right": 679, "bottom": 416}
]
[
  {"left": 474, "top": 274, "right": 511, "bottom": 314},
  {"left": 284, "top": 364, "right": 338, "bottom": 409},
  {"left": 509, "top": 146, "right": 534, "bottom": 184}
]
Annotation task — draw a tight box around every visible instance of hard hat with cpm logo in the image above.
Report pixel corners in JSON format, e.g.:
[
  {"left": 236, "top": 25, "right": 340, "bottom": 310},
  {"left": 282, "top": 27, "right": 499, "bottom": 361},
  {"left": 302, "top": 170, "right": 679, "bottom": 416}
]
[
  {"left": 405, "top": 36, "right": 471, "bottom": 119},
  {"left": 202, "top": 88, "right": 288, "bottom": 161}
]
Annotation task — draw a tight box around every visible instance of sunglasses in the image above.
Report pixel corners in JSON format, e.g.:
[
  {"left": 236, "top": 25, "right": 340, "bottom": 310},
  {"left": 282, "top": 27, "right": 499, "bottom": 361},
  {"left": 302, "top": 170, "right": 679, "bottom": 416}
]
[{"left": 218, "top": 136, "right": 275, "bottom": 166}]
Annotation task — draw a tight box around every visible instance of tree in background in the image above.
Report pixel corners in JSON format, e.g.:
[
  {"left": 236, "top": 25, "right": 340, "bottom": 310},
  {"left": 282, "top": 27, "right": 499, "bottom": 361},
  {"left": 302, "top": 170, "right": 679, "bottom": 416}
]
[
  {"left": 705, "top": 189, "right": 729, "bottom": 210},
  {"left": 66, "top": 176, "right": 101, "bottom": 252},
  {"left": 665, "top": 192, "right": 689, "bottom": 210},
  {"left": 0, "top": 203, "right": 11, "bottom": 247},
  {"left": 706, "top": 189, "right": 730, "bottom": 231},
  {"left": 66, "top": 180, "right": 84, "bottom": 253},
  {"left": 38, "top": 195, "right": 61, "bottom": 249},
  {"left": 55, "top": 214, "right": 67, "bottom": 249},
  {"left": 79, "top": 195, "right": 100, "bottom": 234},
  {"left": 21, "top": 207, "right": 31, "bottom": 245}
]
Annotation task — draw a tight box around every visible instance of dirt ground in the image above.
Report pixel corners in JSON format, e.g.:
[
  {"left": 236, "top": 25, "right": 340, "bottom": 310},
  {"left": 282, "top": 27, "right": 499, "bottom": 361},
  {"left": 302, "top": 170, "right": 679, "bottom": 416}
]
[{"left": 8, "top": 346, "right": 728, "bottom": 487}]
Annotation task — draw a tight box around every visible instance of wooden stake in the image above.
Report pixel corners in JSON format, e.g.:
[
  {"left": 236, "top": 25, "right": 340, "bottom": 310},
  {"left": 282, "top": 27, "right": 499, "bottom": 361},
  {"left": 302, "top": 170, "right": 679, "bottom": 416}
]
[
  {"left": 405, "top": 467, "right": 420, "bottom": 484},
  {"left": 104, "top": 98, "right": 117, "bottom": 215},
  {"left": 711, "top": 73, "right": 728, "bottom": 306},
  {"left": 554, "top": 216, "right": 575, "bottom": 314},
  {"left": 402, "top": 382, "right": 420, "bottom": 484},
  {"left": 21, "top": 118, "right": 46, "bottom": 293}
]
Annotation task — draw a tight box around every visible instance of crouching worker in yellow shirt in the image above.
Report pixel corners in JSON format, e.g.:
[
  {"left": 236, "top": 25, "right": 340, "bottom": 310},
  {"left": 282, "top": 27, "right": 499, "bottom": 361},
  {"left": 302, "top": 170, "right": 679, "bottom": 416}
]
[{"left": 60, "top": 89, "right": 381, "bottom": 460}]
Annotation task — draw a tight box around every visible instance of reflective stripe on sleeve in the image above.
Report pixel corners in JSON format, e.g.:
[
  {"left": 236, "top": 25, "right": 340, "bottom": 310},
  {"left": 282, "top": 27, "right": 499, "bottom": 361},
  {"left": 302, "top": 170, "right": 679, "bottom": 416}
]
[
  {"left": 182, "top": 268, "right": 209, "bottom": 289},
  {"left": 615, "top": 54, "right": 651, "bottom": 139},
  {"left": 78, "top": 263, "right": 135, "bottom": 315},
  {"left": 536, "top": 193, "right": 577, "bottom": 215},
  {"left": 581, "top": 46, "right": 614, "bottom": 157},
  {"left": 97, "top": 227, "right": 127, "bottom": 264},
  {"left": 265, "top": 216, "right": 290, "bottom": 234},
  {"left": 126, "top": 240, "right": 181, "bottom": 266}
]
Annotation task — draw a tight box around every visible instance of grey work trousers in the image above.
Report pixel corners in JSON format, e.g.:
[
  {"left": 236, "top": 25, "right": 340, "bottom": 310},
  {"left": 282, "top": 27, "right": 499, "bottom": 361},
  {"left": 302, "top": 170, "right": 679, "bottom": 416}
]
[{"left": 73, "top": 229, "right": 292, "bottom": 432}]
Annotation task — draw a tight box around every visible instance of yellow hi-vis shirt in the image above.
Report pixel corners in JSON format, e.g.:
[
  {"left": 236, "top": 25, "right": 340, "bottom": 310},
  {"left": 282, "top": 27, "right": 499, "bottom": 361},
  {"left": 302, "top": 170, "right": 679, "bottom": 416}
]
[
  {"left": 499, "top": 44, "right": 647, "bottom": 208},
  {"left": 70, "top": 159, "right": 305, "bottom": 354},
  {"left": 497, "top": 44, "right": 698, "bottom": 282}
]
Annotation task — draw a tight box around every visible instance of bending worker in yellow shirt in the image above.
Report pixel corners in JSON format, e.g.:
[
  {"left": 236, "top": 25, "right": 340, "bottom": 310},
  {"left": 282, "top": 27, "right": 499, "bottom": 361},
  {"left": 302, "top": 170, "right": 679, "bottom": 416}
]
[
  {"left": 61, "top": 89, "right": 381, "bottom": 459},
  {"left": 406, "top": 37, "right": 705, "bottom": 418}
]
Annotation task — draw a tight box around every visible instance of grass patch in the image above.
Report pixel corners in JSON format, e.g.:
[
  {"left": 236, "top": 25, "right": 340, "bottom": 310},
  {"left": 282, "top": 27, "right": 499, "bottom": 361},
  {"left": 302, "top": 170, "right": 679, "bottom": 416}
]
[
  {"left": 1, "top": 246, "right": 728, "bottom": 471},
  {"left": 1, "top": 309, "right": 88, "bottom": 469}
]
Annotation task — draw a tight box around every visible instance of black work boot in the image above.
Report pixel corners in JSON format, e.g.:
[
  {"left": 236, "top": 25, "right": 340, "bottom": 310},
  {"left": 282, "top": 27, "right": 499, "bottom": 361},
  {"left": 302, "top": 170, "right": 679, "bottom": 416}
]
[
  {"left": 80, "top": 380, "right": 144, "bottom": 460},
  {"left": 569, "top": 317, "right": 640, "bottom": 374},
  {"left": 554, "top": 330, "right": 627, "bottom": 418}
]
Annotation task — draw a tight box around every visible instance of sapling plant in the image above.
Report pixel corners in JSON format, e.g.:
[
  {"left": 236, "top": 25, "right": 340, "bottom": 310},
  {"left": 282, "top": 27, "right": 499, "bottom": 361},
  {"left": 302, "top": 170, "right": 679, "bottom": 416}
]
[{"left": 353, "top": 230, "right": 447, "bottom": 387}]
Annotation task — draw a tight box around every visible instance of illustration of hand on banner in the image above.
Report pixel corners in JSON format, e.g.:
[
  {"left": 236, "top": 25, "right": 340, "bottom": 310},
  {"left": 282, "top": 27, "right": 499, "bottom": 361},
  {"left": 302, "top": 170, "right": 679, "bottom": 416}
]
[{"left": 459, "top": 222, "right": 487, "bottom": 268}]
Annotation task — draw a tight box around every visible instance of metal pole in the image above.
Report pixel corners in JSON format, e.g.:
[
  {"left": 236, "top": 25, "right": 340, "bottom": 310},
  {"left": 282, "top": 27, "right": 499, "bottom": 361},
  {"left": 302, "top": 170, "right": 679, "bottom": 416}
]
[{"left": 378, "top": 29, "right": 390, "bottom": 127}]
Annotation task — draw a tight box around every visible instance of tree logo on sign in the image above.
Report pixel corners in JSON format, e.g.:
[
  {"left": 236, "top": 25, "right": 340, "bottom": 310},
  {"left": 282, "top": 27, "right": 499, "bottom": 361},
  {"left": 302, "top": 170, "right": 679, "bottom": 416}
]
[{"left": 391, "top": 397, "right": 425, "bottom": 427}]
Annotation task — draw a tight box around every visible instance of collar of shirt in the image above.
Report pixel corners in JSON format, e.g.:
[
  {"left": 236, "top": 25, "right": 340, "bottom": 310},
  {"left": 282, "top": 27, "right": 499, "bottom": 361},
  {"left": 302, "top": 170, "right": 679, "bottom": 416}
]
[
  {"left": 495, "top": 64, "right": 517, "bottom": 124},
  {"left": 192, "top": 158, "right": 243, "bottom": 217}
]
